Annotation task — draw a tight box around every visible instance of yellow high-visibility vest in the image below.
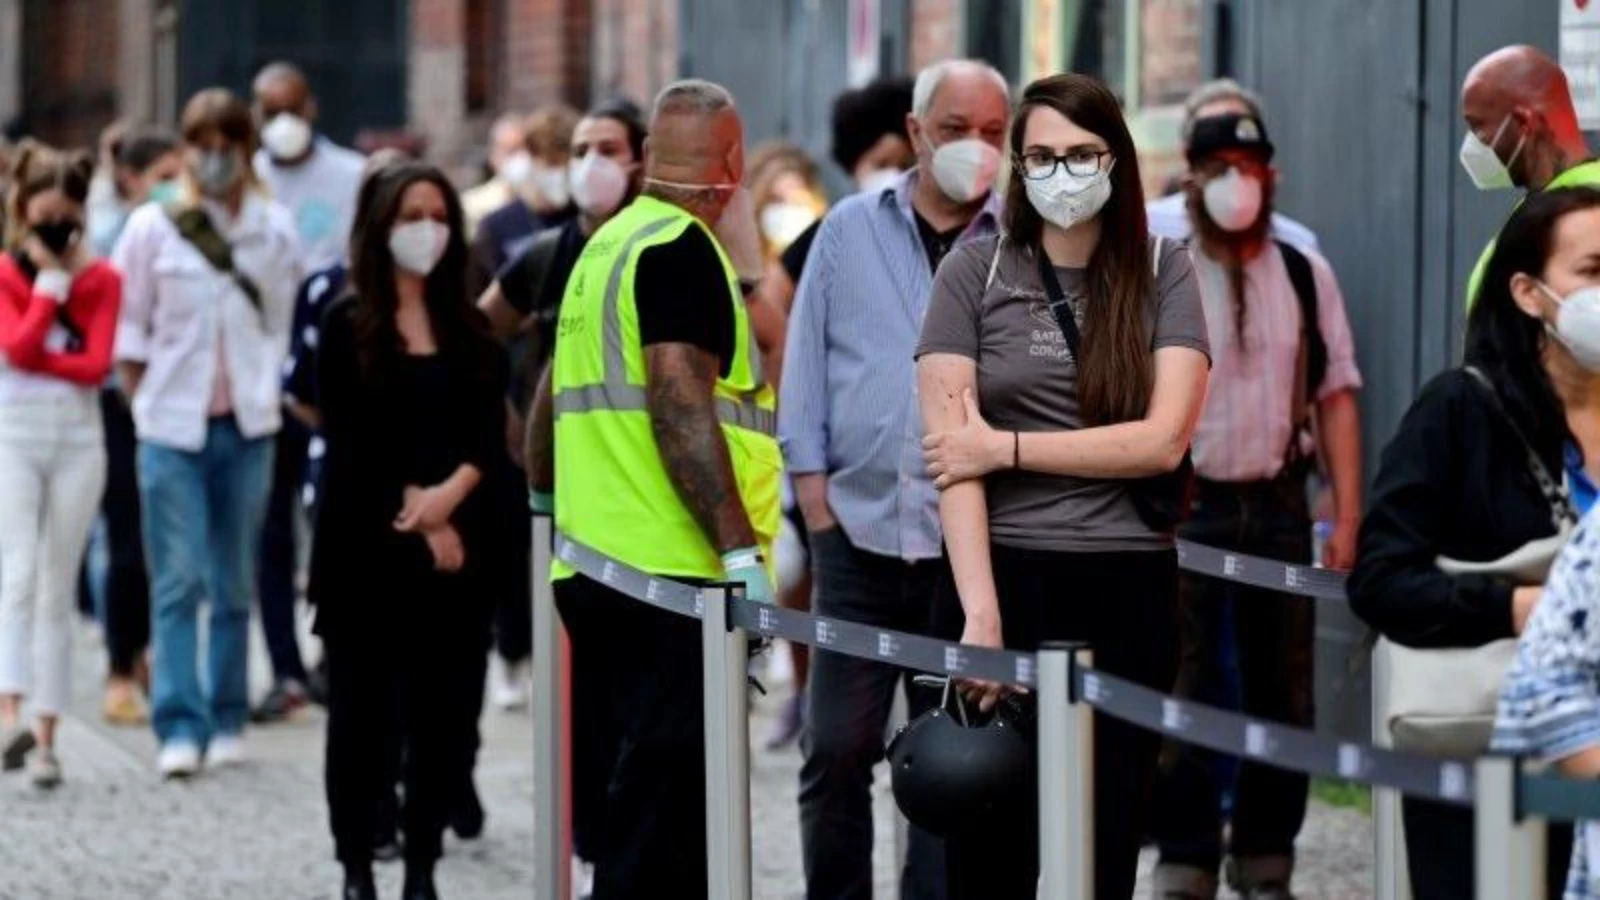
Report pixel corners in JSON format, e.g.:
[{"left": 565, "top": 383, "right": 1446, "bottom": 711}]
[{"left": 551, "top": 195, "right": 779, "bottom": 581}]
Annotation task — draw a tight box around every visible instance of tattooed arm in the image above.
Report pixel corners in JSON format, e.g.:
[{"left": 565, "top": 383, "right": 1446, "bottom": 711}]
[
  {"left": 524, "top": 361, "right": 555, "bottom": 493},
  {"left": 643, "top": 341, "right": 757, "bottom": 554}
]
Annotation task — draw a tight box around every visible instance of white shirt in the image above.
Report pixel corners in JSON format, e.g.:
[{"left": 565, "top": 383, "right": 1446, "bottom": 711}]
[
  {"left": 1145, "top": 192, "right": 1323, "bottom": 253},
  {"left": 254, "top": 137, "right": 365, "bottom": 272},
  {"left": 112, "top": 194, "right": 302, "bottom": 451}
]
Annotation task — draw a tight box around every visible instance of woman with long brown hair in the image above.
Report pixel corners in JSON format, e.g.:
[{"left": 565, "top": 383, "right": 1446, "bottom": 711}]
[
  {"left": 914, "top": 72, "right": 1210, "bottom": 898},
  {"left": 311, "top": 161, "right": 504, "bottom": 900}
]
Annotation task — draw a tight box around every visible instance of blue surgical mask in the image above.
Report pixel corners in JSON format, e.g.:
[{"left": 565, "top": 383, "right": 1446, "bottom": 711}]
[{"left": 148, "top": 179, "right": 182, "bottom": 206}]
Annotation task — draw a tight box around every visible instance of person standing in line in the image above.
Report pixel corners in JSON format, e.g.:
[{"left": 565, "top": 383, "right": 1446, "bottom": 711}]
[
  {"left": 312, "top": 161, "right": 504, "bottom": 900},
  {"left": 1145, "top": 80, "right": 1321, "bottom": 253},
  {"left": 546, "top": 79, "right": 778, "bottom": 898},
  {"left": 111, "top": 88, "right": 301, "bottom": 779},
  {"left": 1147, "top": 110, "right": 1364, "bottom": 900},
  {"left": 916, "top": 73, "right": 1209, "bottom": 899},
  {"left": 780, "top": 58, "right": 1009, "bottom": 900},
  {"left": 757, "top": 77, "right": 916, "bottom": 752},
  {"left": 1350, "top": 188, "right": 1596, "bottom": 900},
  {"left": 468, "top": 105, "right": 578, "bottom": 298},
  {"left": 249, "top": 61, "right": 366, "bottom": 723},
  {"left": 93, "top": 125, "right": 183, "bottom": 728},
  {"left": 1460, "top": 45, "right": 1600, "bottom": 309},
  {"left": 0, "top": 142, "right": 122, "bottom": 788},
  {"left": 461, "top": 113, "right": 527, "bottom": 239}
]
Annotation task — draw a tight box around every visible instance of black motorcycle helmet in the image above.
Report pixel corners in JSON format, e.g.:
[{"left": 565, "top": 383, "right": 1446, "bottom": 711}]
[{"left": 886, "top": 677, "right": 1035, "bottom": 838}]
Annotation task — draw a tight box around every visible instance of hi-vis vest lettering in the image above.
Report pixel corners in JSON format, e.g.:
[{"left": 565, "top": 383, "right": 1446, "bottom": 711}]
[{"left": 551, "top": 195, "right": 780, "bottom": 582}]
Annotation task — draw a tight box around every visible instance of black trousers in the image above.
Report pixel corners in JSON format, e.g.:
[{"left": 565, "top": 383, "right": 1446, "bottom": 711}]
[
  {"left": 554, "top": 573, "right": 708, "bottom": 900},
  {"left": 258, "top": 422, "right": 310, "bottom": 685},
  {"left": 555, "top": 578, "right": 620, "bottom": 864},
  {"left": 798, "top": 529, "right": 946, "bottom": 900},
  {"left": 100, "top": 388, "right": 150, "bottom": 676},
  {"left": 1402, "top": 797, "right": 1571, "bottom": 899},
  {"left": 1152, "top": 476, "right": 1313, "bottom": 878},
  {"left": 930, "top": 544, "right": 1180, "bottom": 900},
  {"left": 323, "top": 574, "right": 489, "bottom": 868},
  {"left": 492, "top": 467, "right": 533, "bottom": 664}
]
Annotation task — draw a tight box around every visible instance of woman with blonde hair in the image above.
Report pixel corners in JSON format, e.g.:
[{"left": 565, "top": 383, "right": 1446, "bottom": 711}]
[{"left": 0, "top": 140, "right": 122, "bottom": 787}]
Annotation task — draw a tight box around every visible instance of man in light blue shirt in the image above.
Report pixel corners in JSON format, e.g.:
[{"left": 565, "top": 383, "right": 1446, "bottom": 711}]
[
  {"left": 1146, "top": 79, "right": 1322, "bottom": 253},
  {"left": 779, "top": 58, "right": 1009, "bottom": 900}
]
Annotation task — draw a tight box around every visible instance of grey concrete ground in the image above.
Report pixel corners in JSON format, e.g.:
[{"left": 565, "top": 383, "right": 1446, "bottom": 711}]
[{"left": 0, "top": 626, "right": 1373, "bottom": 899}]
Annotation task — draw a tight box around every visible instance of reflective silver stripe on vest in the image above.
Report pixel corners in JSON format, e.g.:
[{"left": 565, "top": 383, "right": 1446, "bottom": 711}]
[
  {"left": 554, "top": 383, "right": 776, "bottom": 436},
  {"left": 601, "top": 218, "right": 680, "bottom": 381}
]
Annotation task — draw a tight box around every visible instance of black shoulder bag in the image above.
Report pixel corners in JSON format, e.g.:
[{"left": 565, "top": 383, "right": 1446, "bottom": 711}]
[{"left": 1035, "top": 236, "right": 1194, "bottom": 532}]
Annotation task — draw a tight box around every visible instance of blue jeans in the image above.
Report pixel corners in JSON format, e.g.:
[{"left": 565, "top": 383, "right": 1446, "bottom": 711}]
[{"left": 139, "top": 418, "right": 274, "bottom": 746}]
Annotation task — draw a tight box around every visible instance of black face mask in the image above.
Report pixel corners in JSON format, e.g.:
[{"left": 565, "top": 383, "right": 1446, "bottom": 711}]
[{"left": 33, "top": 220, "right": 81, "bottom": 256}]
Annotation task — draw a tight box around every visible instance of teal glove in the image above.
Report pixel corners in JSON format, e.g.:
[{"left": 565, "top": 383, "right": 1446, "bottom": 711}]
[
  {"left": 528, "top": 489, "right": 555, "bottom": 515},
  {"left": 720, "top": 547, "right": 775, "bottom": 605}
]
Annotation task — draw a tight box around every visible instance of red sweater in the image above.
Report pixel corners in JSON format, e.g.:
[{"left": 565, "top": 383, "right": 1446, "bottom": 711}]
[{"left": 0, "top": 254, "right": 122, "bottom": 387}]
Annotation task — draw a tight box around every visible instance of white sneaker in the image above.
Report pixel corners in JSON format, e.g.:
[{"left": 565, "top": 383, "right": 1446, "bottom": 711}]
[
  {"left": 492, "top": 657, "right": 530, "bottom": 711},
  {"left": 207, "top": 734, "right": 247, "bottom": 768},
  {"left": 157, "top": 741, "right": 202, "bottom": 779}
]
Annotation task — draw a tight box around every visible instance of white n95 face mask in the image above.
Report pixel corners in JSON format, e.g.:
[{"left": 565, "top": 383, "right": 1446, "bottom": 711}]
[
  {"left": 1202, "top": 167, "right": 1264, "bottom": 233},
  {"left": 260, "top": 113, "right": 313, "bottom": 161},
  {"left": 531, "top": 163, "right": 570, "bottom": 209},
  {"left": 500, "top": 151, "right": 536, "bottom": 188},
  {"left": 1541, "top": 282, "right": 1600, "bottom": 372},
  {"left": 858, "top": 168, "right": 904, "bottom": 195},
  {"left": 1024, "top": 164, "right": 1114, "bottom": 232},
  {"left": 1460, "top": 116, "right": 1525, "bottom": 192},
  {"left": 389, "top": 220, "right": 451, "bottom": 276},
  {"left": 926, "top": 136, "right": 1000, "bottom": 204},
  {"left": 568, "top": 153, "right": 630, "bottom": 217},
  {"left": 759, "top": 201, "right": 817, "bottom": 249}
]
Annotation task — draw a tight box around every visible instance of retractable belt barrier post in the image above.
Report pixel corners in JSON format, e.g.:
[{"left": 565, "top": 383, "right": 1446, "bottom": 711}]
[
  {"left": 701, "top": 584, "right": 753, "bottom": 900},
  {"left": 530, "top": 527, "right": 1600, "bottom": 899},
  {"left": 530, "top": 515, "right": 572, "bottom": 900},
  {"left": 1038, "top": 643, "right": 1094, "bottom": 900}
]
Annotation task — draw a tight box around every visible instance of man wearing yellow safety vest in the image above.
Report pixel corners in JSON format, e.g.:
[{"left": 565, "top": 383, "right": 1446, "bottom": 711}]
[
  {"left": 1461, "top": 45, "right": 1599, "bottom": 308},
  {"left": 536, "top": 79, "right": 779, "bottom": 899}
]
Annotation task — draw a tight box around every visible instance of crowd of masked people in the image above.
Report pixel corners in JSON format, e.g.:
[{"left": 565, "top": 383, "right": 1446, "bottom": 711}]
[{"left": 1, "top": 35, "right": 1600, "bottom": 900}]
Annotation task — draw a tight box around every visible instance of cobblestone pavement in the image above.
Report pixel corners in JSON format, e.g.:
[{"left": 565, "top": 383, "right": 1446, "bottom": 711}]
[
  {"left": 0, "top": 619, "right": 535, "bottom": 900},
  {"left": 0, "top": 625, "right": 1373, "bottom": 899}
]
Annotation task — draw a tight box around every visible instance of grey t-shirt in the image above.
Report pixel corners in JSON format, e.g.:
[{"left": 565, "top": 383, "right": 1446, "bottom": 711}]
[{"left": 915, "top": 234, "right": 1209, "bottom": 553}]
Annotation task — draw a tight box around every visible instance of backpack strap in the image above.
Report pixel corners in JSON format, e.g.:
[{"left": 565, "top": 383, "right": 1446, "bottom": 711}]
[{"left": 1276, "top": 240, "right": 1325, "bottom": 399}]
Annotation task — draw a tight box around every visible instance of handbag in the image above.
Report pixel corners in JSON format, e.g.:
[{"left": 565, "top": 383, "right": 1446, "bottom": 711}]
[
  {"left": 1376, "top": 366, "right": 1578, "bottom": 757},
  {"left": 1033, "top": 235, "right": 1194, "bottom": 532}
]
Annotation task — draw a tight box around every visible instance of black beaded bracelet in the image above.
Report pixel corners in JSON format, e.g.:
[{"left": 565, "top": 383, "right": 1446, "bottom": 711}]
[{"left": 1012, "top": 431, "right": 1020, "bottom": 470}]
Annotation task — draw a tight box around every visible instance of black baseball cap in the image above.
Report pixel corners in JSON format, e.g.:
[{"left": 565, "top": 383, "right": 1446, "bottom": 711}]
[{"left": 1186, "top": 113, "right": 1275, "bottom": 165}]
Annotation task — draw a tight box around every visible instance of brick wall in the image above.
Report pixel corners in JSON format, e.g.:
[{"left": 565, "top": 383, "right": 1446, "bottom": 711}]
[
  {"left": 506, "top": 0, "right": 593, "bottom": 112},
  {"left": 1140, "top": 0, "right": 1201, "bottom": 108},
  {"left": 591, "top": 0, "right": 678, "bottom": 108},
  {"left": 410, "top": 0, "right": 470, "bottom": 169},
  {"left": 909, "top": 0, "right": 961, "bottom": 72},
  {"left": 21, "top": 0, "right": 120, "bottom": 147}
]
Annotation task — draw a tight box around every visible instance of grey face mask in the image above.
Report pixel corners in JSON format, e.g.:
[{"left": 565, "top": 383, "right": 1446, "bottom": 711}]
[{"left": 195, "top": 150, "right": 241, "bottom": 198}]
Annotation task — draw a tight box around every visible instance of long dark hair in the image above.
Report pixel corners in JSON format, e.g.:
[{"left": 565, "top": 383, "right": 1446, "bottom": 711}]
[
  {"left": 348, "top": 161, "right": 493, "bottom": 382},
  {"left": 1464, "top": 186, "right": 1600, "bottom": 458},
  {"left": 1004, "top": 74, "right": 1152, "bottom": 425}
]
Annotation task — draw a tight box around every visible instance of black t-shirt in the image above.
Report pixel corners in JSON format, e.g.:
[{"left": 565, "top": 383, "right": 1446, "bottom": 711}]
[
  {"left": 779, "top": 218, "right": 821, "bottom": 285},
  {"left": 497, "top": 218, "right": 588, "bottom": 317},
  {"left": 913, "top": 210, "right": 966, "bottom": 275},
  {"left": 633, "top": 226, "right": 735, "bottom": 378}
]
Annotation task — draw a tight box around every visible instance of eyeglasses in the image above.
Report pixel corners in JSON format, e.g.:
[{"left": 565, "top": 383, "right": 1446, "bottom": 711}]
[{"left": 1015, "top": 149, "right": 1115, "bottom": 180}]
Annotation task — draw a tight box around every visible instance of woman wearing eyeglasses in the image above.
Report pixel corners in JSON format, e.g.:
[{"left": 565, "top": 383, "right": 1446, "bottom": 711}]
[{"left": 914, "top": 73, "right": 1210, "bottom": 899}]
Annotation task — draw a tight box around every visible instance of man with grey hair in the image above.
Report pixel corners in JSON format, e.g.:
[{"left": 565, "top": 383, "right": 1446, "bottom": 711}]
[
  {"left": 546, "top": 77, "right": 778, "bottom": 898},
  {"left": 1146, "top": 78, "right": 1321, "bottom": 252},
  {"left": 780, "top": 57, "right": 1008, "bottom": 900}
]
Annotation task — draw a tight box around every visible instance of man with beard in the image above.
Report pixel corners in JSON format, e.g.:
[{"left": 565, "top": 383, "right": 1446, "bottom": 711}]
[{"left": 1147, "top": 112, "right": 1365, "bottom": 900}]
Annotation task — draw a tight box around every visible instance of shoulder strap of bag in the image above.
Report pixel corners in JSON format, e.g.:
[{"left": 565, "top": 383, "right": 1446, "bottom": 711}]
[
  {"left": 1276, "top": 240, "right": 1326, "bottom": 397},
  {"left": 1462, "top": 365, "right": 1578, "bottom": 527},
  {"left": 983, "top": 235, "right": 1005, "bottom": 291},
  {"left": 166, "top": 205, "right": 264, "bottom": 314},
  {"left": 1037, "top": 235, "right": 1167, "bottom": 364}
]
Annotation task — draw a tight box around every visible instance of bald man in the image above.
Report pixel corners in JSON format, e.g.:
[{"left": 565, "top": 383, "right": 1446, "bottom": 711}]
[
  {"left": 251, "top": 61, "right": 365, "bottom": 273},
  {"left": 247, "top": 61, "right": 366, "bottom": 729},
  {"left": 1462, "top": 45, "right": 1599, "bottom": 307},
  {"left": 544, "top": 79, "right": 778, "bottom": 898}
]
